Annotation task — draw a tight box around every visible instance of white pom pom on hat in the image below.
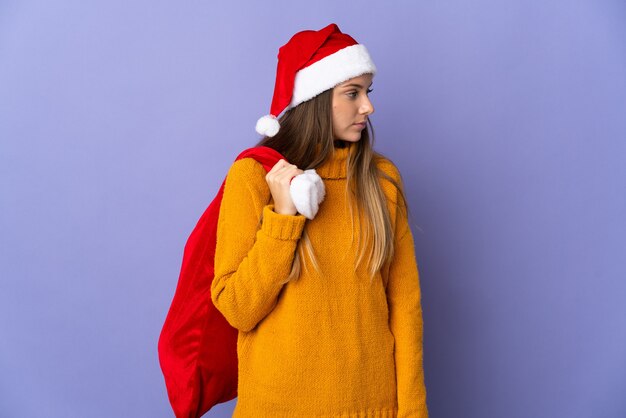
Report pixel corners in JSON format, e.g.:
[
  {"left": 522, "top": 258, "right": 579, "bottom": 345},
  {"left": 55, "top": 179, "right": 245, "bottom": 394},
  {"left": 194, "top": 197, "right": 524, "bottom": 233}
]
[
  {"left": 255, "top": 23, "right": 377, "bottom": 137},
  {"left": 255, "top": 114, "right": 280, "bottom": 137}
]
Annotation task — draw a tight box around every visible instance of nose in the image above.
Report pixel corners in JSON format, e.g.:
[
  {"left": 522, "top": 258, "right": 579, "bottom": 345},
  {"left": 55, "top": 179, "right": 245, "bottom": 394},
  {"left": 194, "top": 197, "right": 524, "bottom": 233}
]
[{"left": 360, "top": 95, "right": 374, "bottom": 115}]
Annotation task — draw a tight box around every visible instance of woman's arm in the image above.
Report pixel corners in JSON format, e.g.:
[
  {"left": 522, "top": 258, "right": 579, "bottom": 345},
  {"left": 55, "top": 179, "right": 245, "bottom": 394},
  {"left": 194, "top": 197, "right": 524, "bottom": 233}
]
[
  {"left": 387, "top": 225, "right": 428, "bottom": 417},
  {"left": 211, "top": 158, "right": 306, "bottom": 332},
  {"left": 383, "top": 165, "right": 429, "bottom": 418}
]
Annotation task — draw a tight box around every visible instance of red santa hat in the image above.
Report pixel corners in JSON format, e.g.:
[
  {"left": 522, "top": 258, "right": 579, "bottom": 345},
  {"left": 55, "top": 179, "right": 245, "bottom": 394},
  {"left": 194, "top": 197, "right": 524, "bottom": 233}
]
[{"left": 255, "top": 23, "right": 377, "bottom": 137}]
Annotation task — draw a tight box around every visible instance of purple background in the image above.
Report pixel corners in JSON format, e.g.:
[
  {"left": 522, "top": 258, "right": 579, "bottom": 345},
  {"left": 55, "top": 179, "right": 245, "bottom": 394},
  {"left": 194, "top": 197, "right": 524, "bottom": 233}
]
[{"left": 1, "top": 1, "right": 625, "bottom": 417}]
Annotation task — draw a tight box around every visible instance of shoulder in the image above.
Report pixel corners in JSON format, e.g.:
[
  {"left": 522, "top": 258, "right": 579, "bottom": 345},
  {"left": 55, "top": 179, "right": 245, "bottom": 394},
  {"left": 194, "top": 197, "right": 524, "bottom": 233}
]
[
  {"left": 373, "top": 153, "right": 409, "bottom": 216},
  {"left": 224, "top": 156, "right": 270, "bottom": 195},
  {"left": 226, "top": 157, "right": 268, "bottom": 181},
  {"left": 373, "top": 153, "right": 403, "bottom": 188}
]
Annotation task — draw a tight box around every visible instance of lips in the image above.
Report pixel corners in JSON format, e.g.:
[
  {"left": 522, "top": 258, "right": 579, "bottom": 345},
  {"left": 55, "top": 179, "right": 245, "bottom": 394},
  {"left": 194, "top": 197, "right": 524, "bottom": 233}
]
[{"left": 353, "top": 122, "right": 366, "bottom": 129}]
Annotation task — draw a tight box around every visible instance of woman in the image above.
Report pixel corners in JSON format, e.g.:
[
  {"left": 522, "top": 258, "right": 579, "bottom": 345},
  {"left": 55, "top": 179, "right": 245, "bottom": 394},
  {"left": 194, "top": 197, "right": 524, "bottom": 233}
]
[{"left": 211, "top": 23, "right": 428, "bottom": 417}]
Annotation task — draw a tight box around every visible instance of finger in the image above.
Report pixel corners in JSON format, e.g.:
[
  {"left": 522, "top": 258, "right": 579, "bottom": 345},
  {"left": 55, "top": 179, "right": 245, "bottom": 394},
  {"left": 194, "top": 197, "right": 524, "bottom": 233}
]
[
  {"left": 268, "top": 160, "right": 287, "bottom": 175},
  {"left": 273, "top": 170, "right": 294, "bottom": 186},
  {"left": 276, "top": 164, "right": 297, "bottom": 176}
]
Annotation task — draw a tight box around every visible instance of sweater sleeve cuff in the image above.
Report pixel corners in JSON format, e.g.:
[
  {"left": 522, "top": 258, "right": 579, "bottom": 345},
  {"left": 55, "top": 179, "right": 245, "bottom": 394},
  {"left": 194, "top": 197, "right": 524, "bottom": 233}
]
[{"left": 261, "top": 204, "right": 307, "bottom": 241}]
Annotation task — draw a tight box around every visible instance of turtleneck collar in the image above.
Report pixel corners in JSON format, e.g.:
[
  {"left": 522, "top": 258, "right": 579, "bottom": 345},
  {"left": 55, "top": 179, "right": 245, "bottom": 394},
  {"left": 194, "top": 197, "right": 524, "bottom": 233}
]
[{"left": 314, "top": 141, "right": 355, "bottom": 179}]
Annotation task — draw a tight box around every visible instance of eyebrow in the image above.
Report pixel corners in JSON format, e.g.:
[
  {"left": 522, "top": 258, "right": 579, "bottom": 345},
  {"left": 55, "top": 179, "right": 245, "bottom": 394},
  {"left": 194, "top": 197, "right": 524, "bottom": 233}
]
[{"left": 340, "top": 82, "right": 373, "bottom": 89}]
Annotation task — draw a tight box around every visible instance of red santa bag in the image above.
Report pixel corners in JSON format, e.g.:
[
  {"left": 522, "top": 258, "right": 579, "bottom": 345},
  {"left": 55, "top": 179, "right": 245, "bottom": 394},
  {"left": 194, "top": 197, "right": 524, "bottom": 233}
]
[{"left": 158, "top": 146, "right": 286, "bottom": 418}]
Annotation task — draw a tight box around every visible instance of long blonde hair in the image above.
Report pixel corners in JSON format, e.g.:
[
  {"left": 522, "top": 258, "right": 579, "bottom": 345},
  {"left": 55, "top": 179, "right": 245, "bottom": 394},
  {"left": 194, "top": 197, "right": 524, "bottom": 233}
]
[{"left": 255, "top": 87, "right": 410, "bottom": 283}]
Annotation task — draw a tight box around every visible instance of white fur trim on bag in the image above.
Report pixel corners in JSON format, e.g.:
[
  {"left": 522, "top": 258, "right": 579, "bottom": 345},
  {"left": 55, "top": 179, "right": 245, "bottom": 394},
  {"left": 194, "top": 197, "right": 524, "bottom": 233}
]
[{"left": 289, "top": 169, "right": 326, "bottom": 220}]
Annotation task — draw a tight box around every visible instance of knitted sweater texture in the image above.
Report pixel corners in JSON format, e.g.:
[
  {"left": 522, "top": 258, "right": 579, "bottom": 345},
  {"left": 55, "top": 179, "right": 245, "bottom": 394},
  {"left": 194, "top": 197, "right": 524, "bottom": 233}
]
[{"left": 211, "top": 142, "right": 428, "bottom": 417}]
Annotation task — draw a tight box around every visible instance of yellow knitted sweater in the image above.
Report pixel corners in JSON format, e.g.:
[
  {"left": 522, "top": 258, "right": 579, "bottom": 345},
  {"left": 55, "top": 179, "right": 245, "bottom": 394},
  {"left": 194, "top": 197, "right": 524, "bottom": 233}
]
[{"left": 211, "top": 141, "right": 428, "bottom": 418}]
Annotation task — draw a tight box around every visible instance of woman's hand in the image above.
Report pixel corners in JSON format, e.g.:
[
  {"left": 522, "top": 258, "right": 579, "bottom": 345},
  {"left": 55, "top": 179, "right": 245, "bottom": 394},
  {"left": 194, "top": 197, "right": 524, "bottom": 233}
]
[{"left": 265, "top": 159, "right": 304, "bottom": 216}]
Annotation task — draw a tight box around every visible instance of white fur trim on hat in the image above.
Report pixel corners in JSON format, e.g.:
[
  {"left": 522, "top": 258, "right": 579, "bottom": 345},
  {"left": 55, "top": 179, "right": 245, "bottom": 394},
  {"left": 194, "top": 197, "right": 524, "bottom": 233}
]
[
  {"left": 289, "top": 169, "right": 325, "bottom": 219},
  {"left": 287, "top": 44, "right": 377, "bottom": 110}
]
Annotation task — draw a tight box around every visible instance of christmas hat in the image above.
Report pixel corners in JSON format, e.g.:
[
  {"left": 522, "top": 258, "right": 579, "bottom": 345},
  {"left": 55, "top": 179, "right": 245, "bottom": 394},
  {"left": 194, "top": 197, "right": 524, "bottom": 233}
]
[{"left": 256, "top": 23, "right": 377, "bottom": 137}]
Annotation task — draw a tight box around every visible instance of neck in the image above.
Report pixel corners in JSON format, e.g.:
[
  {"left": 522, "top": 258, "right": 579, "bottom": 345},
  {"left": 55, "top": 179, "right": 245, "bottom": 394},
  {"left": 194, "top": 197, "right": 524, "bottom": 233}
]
[
  {"left": 333, "top": 139, "right": 350, "bottom": 148},
  {"left": 314, "top": 141, "right": 355, "bottom": 179}
]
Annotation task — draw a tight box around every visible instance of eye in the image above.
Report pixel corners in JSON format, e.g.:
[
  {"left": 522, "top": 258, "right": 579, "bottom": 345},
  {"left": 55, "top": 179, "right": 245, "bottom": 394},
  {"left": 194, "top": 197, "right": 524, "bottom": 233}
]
[{"left": 346, "top": 88, "right": 373, "bottom": 99}]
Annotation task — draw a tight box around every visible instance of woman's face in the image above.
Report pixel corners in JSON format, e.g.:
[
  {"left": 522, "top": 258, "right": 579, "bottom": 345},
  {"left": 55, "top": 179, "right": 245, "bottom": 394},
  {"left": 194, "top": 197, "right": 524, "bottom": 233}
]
[{"left": 331, "top": 73, "right": 375, "bottom": 142}]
